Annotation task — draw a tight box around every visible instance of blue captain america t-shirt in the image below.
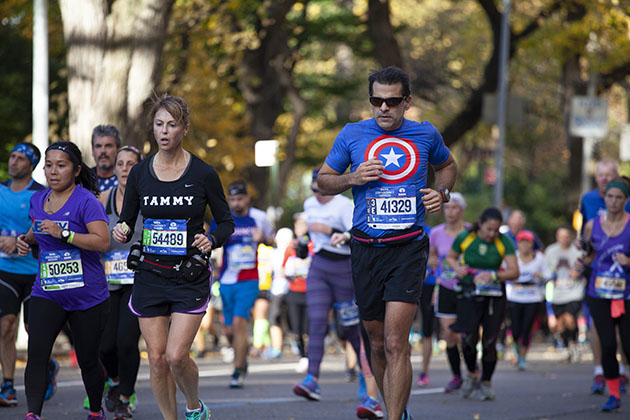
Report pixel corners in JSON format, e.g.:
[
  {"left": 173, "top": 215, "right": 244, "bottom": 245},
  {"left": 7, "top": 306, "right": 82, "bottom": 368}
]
[{"left": 325, "top": 118, "right": 451, "bottom": 238}]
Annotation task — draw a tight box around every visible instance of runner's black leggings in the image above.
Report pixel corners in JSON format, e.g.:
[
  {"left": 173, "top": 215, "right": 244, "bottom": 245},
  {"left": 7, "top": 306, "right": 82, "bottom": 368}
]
[
  {"left": 100, "top": 286, "right": 141, "bottom": 397},
  {"left": 509, "top": 301, "right": 539, "bottom": 348},
  {"left": 286, "top": 291, "right": 308, "bottom": 358},
  {"left": 25, "top": 297, "right": 109, "bottom": 415},
  {"left": 461, "top": 296, "right": 506, "bottom": 382},
  {"left": 586, "top": 297, "right": 630, "bottom": 379}
]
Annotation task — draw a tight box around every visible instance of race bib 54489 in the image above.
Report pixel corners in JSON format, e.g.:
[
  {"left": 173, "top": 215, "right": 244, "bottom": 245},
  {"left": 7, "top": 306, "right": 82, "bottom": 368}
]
[{"left": 142, "top": 219, "right": 187, "bottom": 256}]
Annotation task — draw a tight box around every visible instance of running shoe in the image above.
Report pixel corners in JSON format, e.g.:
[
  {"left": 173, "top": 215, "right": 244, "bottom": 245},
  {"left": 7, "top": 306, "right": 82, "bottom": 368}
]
[
  {"left": 444, "top": 375, "right": 462, "bottom": 393},
  {"left": 592, "top": 374, "right": 606, "bottom": 394},
  {"left": 568, "top": 344, "right": 581, "bottom": 363},
  {"left": 129, "top": 393, "right": 137, "bottom": 412},
  {"left": 478, "top": 382, "right": 496, "bottom": 401},
  {"left": 401, "top": 408, "right": 414, "bottom": 420},
  {"left": 24, "top": 413, "right": 40, "bottom": 420},
  {"left": 620, "top": 375, "right": 629, "bottom": 394},
  {"left": 416, "top": 372, "right": 429, "bottom": 386},
  {"left": 44, "top": 358, "right": 59, "bottom": 401},
  {"left": 229, "top": 365, "right": 247, "bottom": 388},
  {"left": 356, "top": 395, "right": 384, "bottom": 419},
  {"left": 262, "top": 347, "right": 282, "bottom": 360},
  {"left": 357, "top": 373, "right": 367, "bottom": 400},
  {"left": 295, "top": 357, "right": 309, "bottom": 373},
  {"left": 345, "top": 367, "right": 358, "bottom": 382},
  {"left": 114, "top": 399, "right": 133, "bottom": 419},
  {"left": 601, "top": 395, "right": 620, "bottom": 412},
  {"left": 84, "top": 381, "right": 110, "bottom": 410},
  {"left": 517, "top": 357, "right": 527, "bottom": 371},
  {"left": 293, "top": 374, "right": 321, "bottom": 401},
  {"left": 87, "top": 409, "right": 107, "bottom": 420},
  {"left": 185, "top": 400, "right": 211, "bottom": 420},
  {"left": 460, "top": 374, "right": 478, "bottom": 399},
  {"left": 220, "top": 347, "right": 234, "bottom": 364},
  {"left": 0, "top": 382, "right": 17, "bottom": 406},
  {"left": 105, "top": 383, "right": 120, "bottom": 412}
]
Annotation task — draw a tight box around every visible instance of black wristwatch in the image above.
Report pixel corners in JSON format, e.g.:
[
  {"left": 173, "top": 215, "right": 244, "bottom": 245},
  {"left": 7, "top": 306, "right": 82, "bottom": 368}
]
[
  {"left": 60, "top": 229, "right": 71, "bottom": 243},
  {"left": 439, "top": 188, "right": 451, "bottom": 203}
]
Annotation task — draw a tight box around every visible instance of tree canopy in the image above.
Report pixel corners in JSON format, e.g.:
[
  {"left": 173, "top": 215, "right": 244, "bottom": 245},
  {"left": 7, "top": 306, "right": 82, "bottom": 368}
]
[{"left": 2, "top": 0, "right": 630, "bottom": 241}]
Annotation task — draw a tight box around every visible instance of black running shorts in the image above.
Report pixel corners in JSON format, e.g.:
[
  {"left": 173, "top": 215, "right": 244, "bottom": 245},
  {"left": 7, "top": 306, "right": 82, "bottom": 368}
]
[
  {"left": 435, "top": 285, "right": 458, "bottom": 318},
  {"left": 551, "top": 300, "right": 582, "bottom": 318},
  {"left": 0, "top": 270, "right": 35, "bottom": 322},
  {"left": 129, "top": 268, "right": 211, "bottom": 317},
  {"left": 351, "top": 236, "right": 429, "bottom": 321}
]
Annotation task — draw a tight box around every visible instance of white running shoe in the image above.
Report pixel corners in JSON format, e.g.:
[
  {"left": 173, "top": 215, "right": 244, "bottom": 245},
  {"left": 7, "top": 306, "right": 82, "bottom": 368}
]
[{"left": 295, "top": 357, "right": 309, "bottom": 373}]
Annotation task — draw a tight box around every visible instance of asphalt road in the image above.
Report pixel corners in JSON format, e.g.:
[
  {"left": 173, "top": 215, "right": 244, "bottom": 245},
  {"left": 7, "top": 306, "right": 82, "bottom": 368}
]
[{"left": 2, "top": 343, "right": 625, "bottom": 420}]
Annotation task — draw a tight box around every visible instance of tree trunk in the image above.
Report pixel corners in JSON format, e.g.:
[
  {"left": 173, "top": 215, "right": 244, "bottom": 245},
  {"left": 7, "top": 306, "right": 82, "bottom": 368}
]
[
  {"left": 59, "top": 0, "right": 174, "bottom": 164},
  {"left": 238, "top": 0, "right": 298, "bottom": 208},
  {"left": 367, "top": 0, "right": 404, "bottom": 69},
  {"left": 561, "top": 1, "right": 588, "bottom": 215}
]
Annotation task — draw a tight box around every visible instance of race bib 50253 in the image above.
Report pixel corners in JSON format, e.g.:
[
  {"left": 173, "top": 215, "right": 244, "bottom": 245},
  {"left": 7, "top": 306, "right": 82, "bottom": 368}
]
[{"left": 40, "top": 249, "right": 84, "bottom": 291}]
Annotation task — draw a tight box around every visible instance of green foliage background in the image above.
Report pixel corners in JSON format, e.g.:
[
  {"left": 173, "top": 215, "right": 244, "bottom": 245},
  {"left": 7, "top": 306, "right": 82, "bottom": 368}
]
[{"left": 3, "top": 0, "right": 630, "bottom": 245}]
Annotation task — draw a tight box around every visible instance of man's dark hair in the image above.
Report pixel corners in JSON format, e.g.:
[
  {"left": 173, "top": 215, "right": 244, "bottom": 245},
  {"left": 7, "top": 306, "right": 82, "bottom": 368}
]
[
  {"left": 368, "top": 66, "right": 411, "bottom": 97},
  {"left": 91, "top": 124, "right": 122, "bottom": 148}
]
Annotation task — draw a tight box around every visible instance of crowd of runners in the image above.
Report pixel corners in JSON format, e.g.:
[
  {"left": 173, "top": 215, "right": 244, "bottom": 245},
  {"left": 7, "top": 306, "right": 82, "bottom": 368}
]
[{"left": 0, "top": 66, "right": 629, "bottom": 420}]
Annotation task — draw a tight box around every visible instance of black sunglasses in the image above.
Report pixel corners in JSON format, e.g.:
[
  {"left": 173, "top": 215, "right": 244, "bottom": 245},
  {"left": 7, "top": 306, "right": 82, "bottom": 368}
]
[
  {"left": 311, "top": 187, "right": 321, "bottom": 194},
  {"left": 369, "top": 96, "right": 407, "bottom": 107}
]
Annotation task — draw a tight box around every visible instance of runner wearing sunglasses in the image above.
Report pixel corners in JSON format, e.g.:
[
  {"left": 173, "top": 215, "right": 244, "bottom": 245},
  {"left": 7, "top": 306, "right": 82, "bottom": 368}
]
[{"left": 317, "top": 66, "right": 457, "bottom": 420}]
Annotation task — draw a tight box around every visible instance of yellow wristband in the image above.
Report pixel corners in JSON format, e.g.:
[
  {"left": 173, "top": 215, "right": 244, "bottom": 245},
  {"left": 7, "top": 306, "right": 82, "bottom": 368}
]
[
  {"left": 68, "top": 231, "right": 75, "bottom": 244},
  {"left": 492, "top": 271, "right": 498, "bottom": 281}
]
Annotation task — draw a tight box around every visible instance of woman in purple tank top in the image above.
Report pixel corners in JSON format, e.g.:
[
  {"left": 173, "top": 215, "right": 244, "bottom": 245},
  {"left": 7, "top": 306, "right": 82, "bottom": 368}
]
[{"left": 581, "top": 178, "right": 630, "bottom": 412}]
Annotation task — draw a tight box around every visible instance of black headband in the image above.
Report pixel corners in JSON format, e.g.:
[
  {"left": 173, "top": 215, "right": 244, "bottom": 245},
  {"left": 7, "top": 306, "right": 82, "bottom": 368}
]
[
  {"left": 228, "top": 183, "right": 247, "bottom": 196},
  {"left": 46, "top": 143, "right": 80, "bottom": 166}
]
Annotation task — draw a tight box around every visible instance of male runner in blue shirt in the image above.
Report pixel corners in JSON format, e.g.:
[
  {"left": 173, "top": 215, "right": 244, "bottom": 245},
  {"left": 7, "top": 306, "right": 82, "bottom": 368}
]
[{"left": 318, "top": 66, "right": 457, "bottom": 420}]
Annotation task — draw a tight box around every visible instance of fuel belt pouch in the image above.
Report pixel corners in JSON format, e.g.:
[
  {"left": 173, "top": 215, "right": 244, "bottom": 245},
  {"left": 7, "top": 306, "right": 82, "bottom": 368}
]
[
  {"left": 351, "top": 226, "right": 424, "bottom": 246},
  {"left": 127, "top": 241, "right": 143, "bottom": 270},
  {"left": 182, "top": 253, "right": 209, "bottom": 282}
]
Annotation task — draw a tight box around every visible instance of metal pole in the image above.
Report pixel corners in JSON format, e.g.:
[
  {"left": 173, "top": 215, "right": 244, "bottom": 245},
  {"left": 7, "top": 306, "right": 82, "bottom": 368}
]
[
  {"left": 32, "top": 0, "right": 49, "bottom": 185},
  {"left": 493, "top": 0, "right": 510, "bottom": 208}
]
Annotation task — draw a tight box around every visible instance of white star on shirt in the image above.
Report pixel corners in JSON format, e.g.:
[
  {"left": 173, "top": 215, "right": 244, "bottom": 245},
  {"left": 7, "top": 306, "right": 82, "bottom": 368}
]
[{"left": 381, "top": 147, "right": 404, "bottom": 168}]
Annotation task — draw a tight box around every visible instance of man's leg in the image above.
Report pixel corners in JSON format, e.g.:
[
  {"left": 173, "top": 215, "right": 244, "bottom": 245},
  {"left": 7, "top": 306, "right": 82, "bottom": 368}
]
[
  {"left": 0, "top": 314, "right": 18, "bottom": 381},
  {"left": 382, "top": 301, "right": 416, "bottom": 420},
  {"left": 364, "top": 301, "right": 416, "bottom": 420},
  {"left": 362, "top": 320, "right": 385, "bottom": 397},
  {"left": 232, "top": 316, "right": 249, "bottom": 370}
]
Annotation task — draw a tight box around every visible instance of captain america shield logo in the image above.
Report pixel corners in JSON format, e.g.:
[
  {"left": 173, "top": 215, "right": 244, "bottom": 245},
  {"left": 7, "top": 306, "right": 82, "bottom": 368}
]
[{"left": 364, "top": 135, "right": 420, "bottom": 184}]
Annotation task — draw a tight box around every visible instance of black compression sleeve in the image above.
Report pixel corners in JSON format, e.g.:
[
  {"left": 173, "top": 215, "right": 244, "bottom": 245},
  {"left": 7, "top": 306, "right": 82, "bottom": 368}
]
[
  {"left": 117, "top": 164, "right": 141, "bottom": 242},
  {"left": 204, "top": 166, "right": 234, "bottom": 247}
]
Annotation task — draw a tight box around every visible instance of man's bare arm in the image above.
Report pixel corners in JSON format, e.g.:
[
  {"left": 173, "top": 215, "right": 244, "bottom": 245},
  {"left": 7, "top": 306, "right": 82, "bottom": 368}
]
[
  {"left": 434, "top": 155, "right": 457, "bottom": 192},
  {"left": 317, "top": 160, "right": 385, "bottom": 196}
]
